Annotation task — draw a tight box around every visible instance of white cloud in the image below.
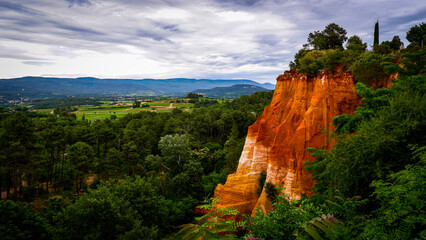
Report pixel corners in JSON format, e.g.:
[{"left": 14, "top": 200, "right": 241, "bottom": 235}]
[
  {"left": 147, "top": 8, "right": 190, "bottom": 20},
  {"left": 216, "top": 10, "right": 255, "bottom": 22}
]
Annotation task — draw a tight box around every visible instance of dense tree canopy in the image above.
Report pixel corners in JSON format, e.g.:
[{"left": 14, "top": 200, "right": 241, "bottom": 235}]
[
  {"left": 406, "top": 22, "right": 425, "bottom": 47},
  {"left": 306, "top": 23, "right": 348, "bottom": 50},
  {"left": 346, "top": 35, "right": 367, "bottom": 52},
  {"left": 0, "top": 90, "right": 275, "bottom": 238},
  {"left": 0, "top": 201, "right": 51, "bottom": 240}
]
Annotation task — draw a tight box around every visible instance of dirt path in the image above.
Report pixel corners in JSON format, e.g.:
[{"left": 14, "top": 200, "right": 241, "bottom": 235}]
[{"left": 155, "top": 103, "right": 175, "bottom": 111}]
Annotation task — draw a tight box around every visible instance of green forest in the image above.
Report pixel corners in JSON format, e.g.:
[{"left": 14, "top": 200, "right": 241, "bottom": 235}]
[{"left": 0, "top": 22, "right": 425, "bottom": 240}]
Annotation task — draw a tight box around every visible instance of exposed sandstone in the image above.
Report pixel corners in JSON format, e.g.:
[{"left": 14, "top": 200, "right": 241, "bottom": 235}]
[{"left": 214, "top": 70, "right": 359, "bottom": 215}]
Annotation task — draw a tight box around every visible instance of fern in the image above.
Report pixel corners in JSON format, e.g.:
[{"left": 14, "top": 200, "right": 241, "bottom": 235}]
[
  {"left": 173, "top": 198, "right": 246, "bottom": 240},
  {"left": 295, "top": 214, "right": 340, "bottom": 240},
  {"left": 323, "top": 190, "right": 367, "bottom": 219}
]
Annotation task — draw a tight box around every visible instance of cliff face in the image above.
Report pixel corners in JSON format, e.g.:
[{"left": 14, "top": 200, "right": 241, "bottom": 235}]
[{"left": 214, "top": 70, "right": 360, "bottom": 215}]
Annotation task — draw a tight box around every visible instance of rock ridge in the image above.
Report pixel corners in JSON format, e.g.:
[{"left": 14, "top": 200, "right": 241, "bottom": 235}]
[{"left": 214, "top": 69, "right": 360, "bottom": 215}]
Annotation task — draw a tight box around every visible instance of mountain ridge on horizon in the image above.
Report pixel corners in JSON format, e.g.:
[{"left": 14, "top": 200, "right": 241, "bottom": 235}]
[{"left": 0, "top": 76, "right": 275, "bottom": 99}]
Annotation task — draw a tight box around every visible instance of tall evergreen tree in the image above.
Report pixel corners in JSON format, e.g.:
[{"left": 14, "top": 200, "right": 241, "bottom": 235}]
[
  {"left": 374, "top": 20, "right": 379, "bottom": 45},
  {"left": 1, "top": 113, "right": 38, "bottom": 201},
  {"left": 68, "top": 142, "right": 94, "bottom": 193}
]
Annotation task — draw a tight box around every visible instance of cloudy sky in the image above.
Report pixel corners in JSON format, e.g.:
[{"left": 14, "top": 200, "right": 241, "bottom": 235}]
[{"left": 0, "top": 0, "right": 424, "bottom": 83}]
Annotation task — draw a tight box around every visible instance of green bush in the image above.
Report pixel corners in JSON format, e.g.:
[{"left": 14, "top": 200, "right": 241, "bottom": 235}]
[
  {"left": 0, "top": 201, "right": 51, "bottom": 240},
  {"left": 54, "top": 177, "right": 179, "bottom": 239},
  {"left": 297, "top": 50, "right": 325, "bottom": 77},
  {"left": 248, "top": 194, "right": 323, "bottom": 240},
  {"left": 361, "top": 147, "right": 426, "bottom": 240},
  {"left": 264, "top": 182, "right": 279, "bottom": 203},
  {"left": 257, "top": 170, "right": 267, "bottom": 195},
  {"left": 324, "top": 49, "right": 344, "bottom": 72},
  {"left": 297, "top": 49, "right": 349, "bottom": 76},
  {"left": 351, "top": 53, "right": 392, "bottom": 86}
]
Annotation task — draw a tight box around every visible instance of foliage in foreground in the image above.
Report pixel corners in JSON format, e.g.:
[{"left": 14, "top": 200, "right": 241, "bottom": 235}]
[
  {"left": 51, "top": 176, "right": 197, "bottom": 239},
  {"left": 174, "top": 198, "right": 246, "bottom": 240},
  {"left": 361, "top": 146, "right": 426, "bottom": 239},
  {"left": 0, "top": 200, "right": 51, "bottom": 240}
]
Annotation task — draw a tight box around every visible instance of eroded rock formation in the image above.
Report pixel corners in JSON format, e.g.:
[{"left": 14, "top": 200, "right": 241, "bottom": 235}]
[{"left": 214, "top": 70, "right": 359, "bottom": 215}]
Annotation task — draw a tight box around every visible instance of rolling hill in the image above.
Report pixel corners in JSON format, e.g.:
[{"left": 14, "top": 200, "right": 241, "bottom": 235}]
[{"left": 193, "top": 84, "right": 271, "bottom": 98}]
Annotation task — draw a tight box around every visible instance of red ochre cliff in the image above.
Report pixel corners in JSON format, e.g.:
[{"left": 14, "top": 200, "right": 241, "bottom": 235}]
[{"left": 214, "top": 69, "right": 360, "bottom": 215}]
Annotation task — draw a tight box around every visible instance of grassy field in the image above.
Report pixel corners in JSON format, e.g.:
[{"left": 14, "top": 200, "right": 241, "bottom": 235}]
[
  {"left": 173, "top": 103, "right": 193, "bottom": 108},
  {"left": 147, "top": 101, "right": 171, "bottom": 106},
  {"left": 34, "top": 108, "right": 54, "bottom": 114},
  {"left": 33, "top": 100, "right": 194, "bottom": 121},
  {"left": 76, "top": 105, "right": 153, "bottom": 120}
]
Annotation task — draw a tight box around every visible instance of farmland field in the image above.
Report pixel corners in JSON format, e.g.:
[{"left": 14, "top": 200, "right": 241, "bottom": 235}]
[{"left": 33, "top": 100, "right": 194, "bottom": 121}]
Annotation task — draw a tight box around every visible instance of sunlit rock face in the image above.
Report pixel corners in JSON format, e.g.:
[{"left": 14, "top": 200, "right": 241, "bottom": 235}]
[{"left": 214, "top": 70, "right": 360, "bottom": 215}]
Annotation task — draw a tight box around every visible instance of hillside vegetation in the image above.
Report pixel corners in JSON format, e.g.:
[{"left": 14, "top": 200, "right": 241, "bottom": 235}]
[
  {"left": 193, "top": 84, "right": 270, "bottom": 99},
  {"left": 178, "top": 22, "right": 426, "bottom": 240}
]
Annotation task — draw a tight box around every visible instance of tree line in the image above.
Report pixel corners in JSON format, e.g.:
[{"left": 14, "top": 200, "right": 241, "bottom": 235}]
[{"left": 291, "top": 22, "right": 424, "bottom": 87}]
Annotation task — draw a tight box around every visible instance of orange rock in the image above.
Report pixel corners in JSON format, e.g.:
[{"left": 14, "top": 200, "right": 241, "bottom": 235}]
[{"left": 214, "top": 70, "right": 360, "bottom": 215}]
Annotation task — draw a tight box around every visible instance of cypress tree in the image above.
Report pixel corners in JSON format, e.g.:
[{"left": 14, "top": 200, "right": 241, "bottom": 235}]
[{"left": 374, "top": 20, "right": 379, "bottom": 45}]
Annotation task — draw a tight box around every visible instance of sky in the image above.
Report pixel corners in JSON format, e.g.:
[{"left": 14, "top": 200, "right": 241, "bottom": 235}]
[{"left": 0, "top": 0, "right": 424, "bottom": 83}]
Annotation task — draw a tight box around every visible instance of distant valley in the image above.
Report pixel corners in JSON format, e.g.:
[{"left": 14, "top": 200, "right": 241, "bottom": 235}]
[{"left": 0, "top": 76, "right": 275, "bottom": 99}]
